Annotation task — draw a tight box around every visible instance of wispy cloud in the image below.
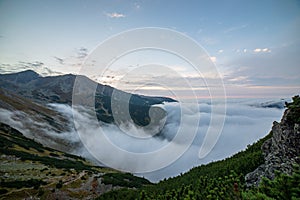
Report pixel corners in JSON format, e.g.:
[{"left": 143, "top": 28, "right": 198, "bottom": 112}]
[
  {"left": 53, "top": 56, "right": 64, "bottom": 65},
  {"left": 77, "top": 47, "right": 88, "bottom": 59},
  {"left": 224, "top": 24, "right": 248, "bottom": 34},
  {"left": 104, "top": 12, "right": 126, "bottom": 18},
  {"left": 0, "top": 61, "right": 61, "bottom": 76},
  {"left": 134, "top": 2, "right": 141, "bottom": 9},
  {"left": 200, "top": 36, "right": 218, "bottom": 45},
  {"left": 226, "top": 75, "right": 249, "bottom": 83},
  {"left": 253, "top": 48, "right": 271, "bottom": 53},
  {"left": 210, "top": 56, "right": 217, "bottom": 63}
]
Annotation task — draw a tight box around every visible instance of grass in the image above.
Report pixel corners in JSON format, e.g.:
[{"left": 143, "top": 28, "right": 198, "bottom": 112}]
[{"left": 0, "top": 122, "right": 150, "bottom": 199}]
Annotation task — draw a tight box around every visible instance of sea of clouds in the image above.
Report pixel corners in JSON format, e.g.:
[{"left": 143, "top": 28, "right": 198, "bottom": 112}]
[{"left": 0, "top": 98, "right": 287, "bottom": 182}]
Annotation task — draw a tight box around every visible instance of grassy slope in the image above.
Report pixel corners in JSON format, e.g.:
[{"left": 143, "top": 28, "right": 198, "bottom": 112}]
[
  {"left": 0, "top": 123, "right": 151, "bottom": 199},
  {"left": 0, "top": 88, "right": 69, "bottom": 133}
]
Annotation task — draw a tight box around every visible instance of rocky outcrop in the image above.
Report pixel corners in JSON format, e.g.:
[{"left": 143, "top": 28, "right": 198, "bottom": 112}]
[{"left": 245, "top": 96, "right": 300, "bottom": 187}]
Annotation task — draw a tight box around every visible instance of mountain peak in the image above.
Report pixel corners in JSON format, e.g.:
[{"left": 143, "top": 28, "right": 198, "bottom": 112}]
[
  {"left": 15, "top": 69, "right": 40, "bottom": 78},
  {"left": 18, "top": 69, "right": 38, "bottom": 74},
  {"left": 0, "top": 69, "right": 40, "bottom": 84},
  {"left": 10, "top": 69, "right": 40, "bottom": 77}
]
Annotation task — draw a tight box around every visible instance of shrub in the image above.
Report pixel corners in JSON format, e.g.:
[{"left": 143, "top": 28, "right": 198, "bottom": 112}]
[
  {"left": 0, "top": 188, "right": 8, "bottom": 195},
  {"left": 56, "top": 180, "right": 63, "bottom": 189}
]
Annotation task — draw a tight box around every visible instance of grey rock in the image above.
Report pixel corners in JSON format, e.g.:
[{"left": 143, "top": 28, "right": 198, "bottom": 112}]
[{"left": 245, "top": 107, "right": 300, "bottom": 187}]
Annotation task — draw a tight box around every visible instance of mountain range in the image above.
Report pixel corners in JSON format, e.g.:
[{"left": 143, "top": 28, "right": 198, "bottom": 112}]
[
  {"left": 0, "top": 70, "right": 175, "bottom": 152},
  {"left": 0, "top": 70, "right": 299, "bottom": 199},
  {"left": 0, "top": 70, "right": 175, "bottom": 126}
]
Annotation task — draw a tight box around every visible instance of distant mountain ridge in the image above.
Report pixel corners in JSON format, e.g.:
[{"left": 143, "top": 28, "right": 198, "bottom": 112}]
[
  {"left": 0, "top": 70, "right": 176, "bottom": 126},
  {"left": 0, "top": 69, "right": 40, "bottom": 83}
]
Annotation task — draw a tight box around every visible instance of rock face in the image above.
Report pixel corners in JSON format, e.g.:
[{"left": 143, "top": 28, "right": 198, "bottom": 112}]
[{"left": 245, "top": 96, "right": 300, "bottom": 187}]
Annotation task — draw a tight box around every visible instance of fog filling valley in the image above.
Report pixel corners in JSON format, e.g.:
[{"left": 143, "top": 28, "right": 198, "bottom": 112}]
[{"left": 0, "top": 98, "right": 286, "bottom": 182}]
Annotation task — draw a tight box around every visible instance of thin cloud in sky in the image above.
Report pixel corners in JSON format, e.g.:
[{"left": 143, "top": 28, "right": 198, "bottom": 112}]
[
  {"left": 104, "top": 12, "right": 126, "bottom": 18},
  {"left": 254, "top": 48, "right": 271, "bottom": 53},
  {"left": 223, "top": 24, "right": 248, "bottom": 34},
  {"left": 77, "top": 47, "right": 88, "bottom": 59},
  {"left": 134, "top": 2, "right": 141, "bottom": 9},
  {"left": 210, "top": 56, "right": 217, "bottom": 63},
  {"left": 226, "top": 75, "right": 249, "bottom": 83},
  {"left": 200, "top": 36, "right": 218, "bottom": 45},
  {"left": 53, "top": 56, "right": 64, "bottom": 65}
]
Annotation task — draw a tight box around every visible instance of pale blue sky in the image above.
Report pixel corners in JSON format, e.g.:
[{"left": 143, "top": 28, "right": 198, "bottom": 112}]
[{"left": 0, "top": 0, "right": 299, "bottom": 98}]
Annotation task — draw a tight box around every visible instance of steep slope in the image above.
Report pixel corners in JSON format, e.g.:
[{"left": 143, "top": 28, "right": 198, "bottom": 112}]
[
  {"left": 0, "top": 122, "right": 151, "bottom": 199},
  {"left": 0, "top": 88, "right": 78, "bottom": 153},
  {"left": 0, "top": 88, "right": 69, "bottom": 132},
  {"left": 245, "top": 95, "right": 300, "bottom": 186}
]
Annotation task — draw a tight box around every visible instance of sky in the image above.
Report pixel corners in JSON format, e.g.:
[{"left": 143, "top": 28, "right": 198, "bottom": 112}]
[{"left": 0, "top": 0, "right": 299, "bottom": 98}]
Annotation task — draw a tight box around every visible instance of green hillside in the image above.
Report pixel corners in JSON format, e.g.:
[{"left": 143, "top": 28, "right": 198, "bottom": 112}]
[{"left": 97, "top": 132, "right": 271, "bottom": 199}]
